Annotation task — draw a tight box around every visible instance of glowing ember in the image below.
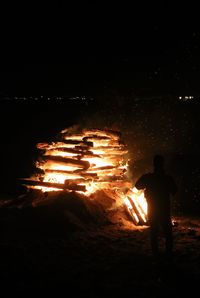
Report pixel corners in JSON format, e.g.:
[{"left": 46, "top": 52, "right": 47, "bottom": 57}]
[{"left": 21, "top": 127, "right": 148, "bottom": 225}]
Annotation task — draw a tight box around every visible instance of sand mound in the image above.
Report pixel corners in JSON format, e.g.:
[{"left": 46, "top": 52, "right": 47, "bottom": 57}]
[{"left": 0, "top": 189, "right": 133, "bottom": 234}]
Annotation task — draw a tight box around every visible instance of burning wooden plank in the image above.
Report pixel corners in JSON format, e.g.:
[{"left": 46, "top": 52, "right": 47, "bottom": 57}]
[
  {"left": 37, "top": 142, "right": 75, "bottom": 150},
  {"left": 62, "top": 140, "right": 93, "bottom": 147},
  {"left": 82, "top": 129, "right": 121, "bottom": 139},
  {"left": 42, "top": 156, "right": 90, "bottom": 169},
  {"left": 20, "top": 179, "right": 86, "bottom": 192},
  {"left": 124, "top": 198, "right": 140, "bottom": 225},
  {"left": 82, "top": 137, "right": 120, "bottom": 147},
  {"left": 59, "top": 133, "right": 83, "bottom": 140},
  {"left": 37, "top": 141, "right": 93, "bottom": 150},
  {"left": 45, "top": 148, "right": 100, "bottom": 156},
  {"left": 88, "top": 165, "right": 117, "bottom": 171},
  {"left": 83, "top": 136, "right": 111, "bottom": 141},
  {"left": 127, "top": 196, "right": 145, "bottom": 225},
  {"left": 45, "top": 169, "right": 98, "bottom": 178}
]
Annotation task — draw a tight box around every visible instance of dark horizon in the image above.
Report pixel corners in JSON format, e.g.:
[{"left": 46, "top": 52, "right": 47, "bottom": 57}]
[
  {"left": 1, "top": 2, "right": 200, "bottom": 96},
  {"left": 1, "top": 59, "right": 200, "bottom": 97},
  {"left": 1, "top": 15, "right": 200, "bottom": 96}
]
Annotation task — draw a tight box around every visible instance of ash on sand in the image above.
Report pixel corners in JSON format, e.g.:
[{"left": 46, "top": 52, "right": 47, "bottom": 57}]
[{"left": 1, "top": 191, "right": 200, "bottom": 297}]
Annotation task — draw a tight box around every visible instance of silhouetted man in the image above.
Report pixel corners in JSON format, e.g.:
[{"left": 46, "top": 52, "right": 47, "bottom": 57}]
[{"left": 135, "top": 155, "right": 177, "bottom": 260}]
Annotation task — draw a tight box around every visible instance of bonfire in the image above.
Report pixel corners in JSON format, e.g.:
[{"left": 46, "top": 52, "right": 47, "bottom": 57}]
[{"left": 21, "top": 127, "right": 148, "bottom": 225}]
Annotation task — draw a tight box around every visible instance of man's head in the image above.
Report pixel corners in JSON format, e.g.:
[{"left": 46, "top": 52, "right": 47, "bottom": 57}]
[{"left": 153, "top": 154, "right": 164, "bottom": 172}]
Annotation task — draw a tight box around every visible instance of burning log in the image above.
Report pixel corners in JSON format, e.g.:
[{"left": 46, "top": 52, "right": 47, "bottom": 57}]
[
  {"left": 101, "top": 152, "right": 128, "bottom": 157},
  {"left": 42, "top": 156, "right": 90, "bottom": 169},
  {"left": 83, "top": 155, "right": 124, "bottom": 163},
  {"left": 88, "top": 165, "right": 117, "bottom": 171},
  {"left": 37, "top": 143, "right": 52, "bottom": 150},
  {"left": 45, "top": 148, "right": 100, "bottom": 156},
  {"left": 37, "top": 141, "right": 93, "bottom": 150},
  {"left": 83, "top": 136, "right": 111, "bottom": 141},
  {"left": 90, "top": 146, "right": 125, "bottom": 150},
  {"left": 62, "top": 140, "right": 93, "bottom": 147},
  {"left": 20, "top": 179, "right": 86, "bottom": 192},
  {"left": 82, "top": 129, "right": 121, "bottom": 139},
  {"left": 83, "top": 138, "right": 120, "bottom": 147},
  {"left": 37, "top": 142, "right": 75, "bottom": 150},
  {"left": 45, "top": 169, "right": 98, "bottom": 178},
  {"left": 60, "top": 133, "right": 83, "bottom": 140},
  {"left": 89, "top": 169, "right": 126, "bottom": 177}
]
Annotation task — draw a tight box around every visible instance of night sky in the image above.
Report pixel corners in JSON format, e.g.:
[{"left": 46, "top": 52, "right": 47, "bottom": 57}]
[{"left": 1, "top": 8, "right": 200, "bottom": 96}]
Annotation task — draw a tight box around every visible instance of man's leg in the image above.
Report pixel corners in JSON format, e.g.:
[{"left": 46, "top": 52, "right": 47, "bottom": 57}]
[
  {"left": 150, "top": 221, "right": 159, "bottom": 258},
  {"left": 162, "top": 219, "right": 173, "bottom": 258}
]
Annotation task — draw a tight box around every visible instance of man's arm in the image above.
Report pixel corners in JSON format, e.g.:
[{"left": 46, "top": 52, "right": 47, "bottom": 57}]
[{"left": 135, "top": 174, "right": 147, "bottom": 190}]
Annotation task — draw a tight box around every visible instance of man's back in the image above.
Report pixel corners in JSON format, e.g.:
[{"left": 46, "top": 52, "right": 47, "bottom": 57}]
[{"left": 135, "top": 172, "right": 177, "bottom": 217}]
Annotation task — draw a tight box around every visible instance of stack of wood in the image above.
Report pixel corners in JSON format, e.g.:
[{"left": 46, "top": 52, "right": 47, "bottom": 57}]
[{"left": 21, "top": 128, "right": 129, "bottom": 193}]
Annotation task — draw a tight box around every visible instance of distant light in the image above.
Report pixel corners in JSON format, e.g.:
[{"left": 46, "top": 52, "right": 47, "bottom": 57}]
[{"left": 178, "top": 95, "right": 195, "bottom": 101}]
